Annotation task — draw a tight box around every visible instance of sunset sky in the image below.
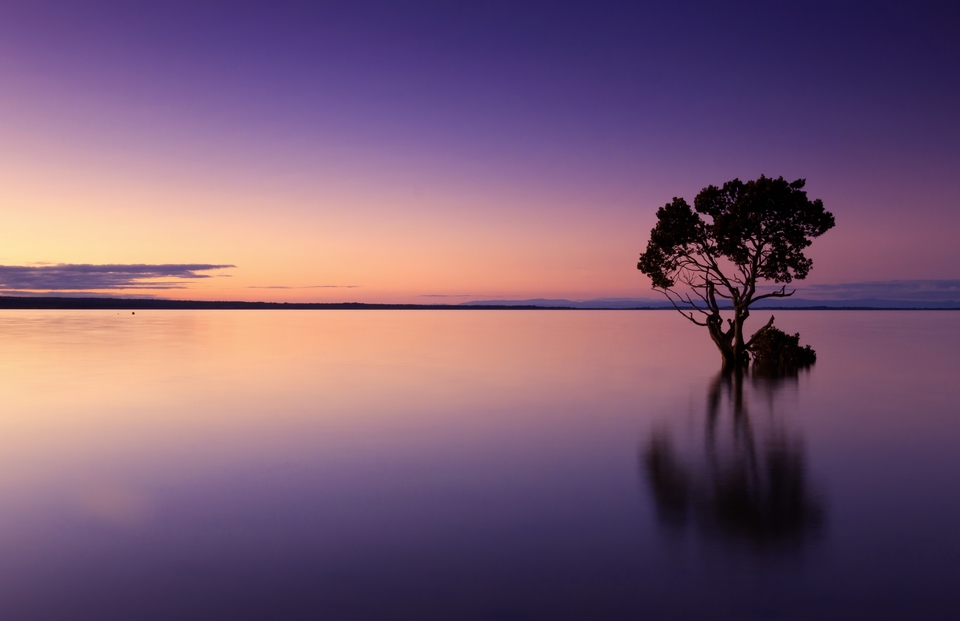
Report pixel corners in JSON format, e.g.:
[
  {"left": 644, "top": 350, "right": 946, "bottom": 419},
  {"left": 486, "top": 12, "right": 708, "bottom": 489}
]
[{"left": 0, "top": 1, "right": 957, "bottom": 303}]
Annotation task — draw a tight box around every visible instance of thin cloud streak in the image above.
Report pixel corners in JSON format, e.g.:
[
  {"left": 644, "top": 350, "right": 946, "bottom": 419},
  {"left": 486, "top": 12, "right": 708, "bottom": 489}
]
[{"left": 0, "top": 264, "right": 234, "bottom": 291}]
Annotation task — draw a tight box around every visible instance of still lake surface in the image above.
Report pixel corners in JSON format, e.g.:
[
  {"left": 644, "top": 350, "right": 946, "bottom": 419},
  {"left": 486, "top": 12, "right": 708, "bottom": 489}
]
[{"left": 0, "top": 310, "right": 957, "bottom": 620}]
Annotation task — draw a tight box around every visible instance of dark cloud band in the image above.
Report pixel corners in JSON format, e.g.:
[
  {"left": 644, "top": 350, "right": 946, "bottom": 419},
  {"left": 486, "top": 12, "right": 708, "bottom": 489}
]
[
  {"left": 805, "top": 279, "right": 960, "bottom": 301},
  {"left": 0, "top": 264, "right": 234, "bottom": 291},
  {"left": 796, "top": 280, "right": 960, "bottom": 302}
]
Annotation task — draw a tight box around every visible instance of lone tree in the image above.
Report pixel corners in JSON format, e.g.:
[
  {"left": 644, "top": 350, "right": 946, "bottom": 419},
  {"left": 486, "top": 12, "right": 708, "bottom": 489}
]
[{"left": 637, "top": 176, "right": 834, "bottom": 369}]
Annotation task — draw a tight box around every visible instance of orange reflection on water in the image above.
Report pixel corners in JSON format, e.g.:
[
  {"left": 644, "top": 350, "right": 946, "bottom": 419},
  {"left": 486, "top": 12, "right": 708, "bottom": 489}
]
[{"left": 0, "top": 310, "right": 710, "bottom": 496}]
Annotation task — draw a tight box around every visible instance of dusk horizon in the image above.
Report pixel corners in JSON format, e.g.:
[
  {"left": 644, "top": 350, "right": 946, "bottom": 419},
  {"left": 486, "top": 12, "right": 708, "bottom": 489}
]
[
  {"left": 2, "top": 2, "right": 958, "bottom": 620},
  {"left": 2, "top": 2, "right": 957, "bottom": 303}
]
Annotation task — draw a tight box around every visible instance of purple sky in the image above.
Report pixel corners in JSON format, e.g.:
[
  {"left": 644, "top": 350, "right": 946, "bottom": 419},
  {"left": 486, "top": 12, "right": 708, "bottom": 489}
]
[{"left": 0, "top": 1, "right": 957, "bottom": 301}]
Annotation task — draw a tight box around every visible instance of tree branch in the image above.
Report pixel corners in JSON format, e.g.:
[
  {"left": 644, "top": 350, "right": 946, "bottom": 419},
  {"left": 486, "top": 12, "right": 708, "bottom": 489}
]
[
  {"left": 752, "top": 286, "right": 796, "bottom": 302},
  {"left": 745, "top": 315, "right": 776, "bottom": 348},
  {"left": 658, "top": 289, "right": 709, "bottom": 326}
]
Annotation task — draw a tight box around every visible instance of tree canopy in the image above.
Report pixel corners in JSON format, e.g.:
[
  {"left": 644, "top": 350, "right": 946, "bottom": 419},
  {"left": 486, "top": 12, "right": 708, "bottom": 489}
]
[{"left": 637, "top": 176, "right": 834, "bottom": 368}]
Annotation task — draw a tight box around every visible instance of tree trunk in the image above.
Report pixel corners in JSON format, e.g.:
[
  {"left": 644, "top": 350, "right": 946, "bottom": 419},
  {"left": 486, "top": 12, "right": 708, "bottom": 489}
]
[
  {"left": 706, "top": 313, "right": 736, "bottom": 370},
  {"left": 720, "top": 348, "right": 737, "bottom": 371},
  {"left": 712, "top": 305, "right": 751, "bottom": 371},
  {"left": 732, "top": 305, "right": 750, "bottom": 367}
]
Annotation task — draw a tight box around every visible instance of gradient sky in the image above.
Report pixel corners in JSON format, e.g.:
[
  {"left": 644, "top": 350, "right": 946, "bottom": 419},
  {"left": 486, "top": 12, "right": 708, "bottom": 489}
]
[{"left": 0, "top": 1, "right": 957, "bottom": 302}]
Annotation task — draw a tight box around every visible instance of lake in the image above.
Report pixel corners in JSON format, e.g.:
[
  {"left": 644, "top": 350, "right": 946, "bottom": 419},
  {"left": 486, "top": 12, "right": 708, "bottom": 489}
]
[{"left": 0, "top": 310, "right": 957, "bottom": 620}]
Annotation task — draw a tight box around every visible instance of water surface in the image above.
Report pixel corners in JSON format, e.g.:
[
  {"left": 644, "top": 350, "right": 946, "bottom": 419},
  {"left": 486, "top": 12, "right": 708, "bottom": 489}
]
[{"left": 0, "top": 310, "right": 957, "bottom": 619}]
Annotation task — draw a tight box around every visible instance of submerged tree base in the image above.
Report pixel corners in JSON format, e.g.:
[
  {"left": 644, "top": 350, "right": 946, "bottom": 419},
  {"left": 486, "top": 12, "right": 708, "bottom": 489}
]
[{"left": 748, "top": 325, "right": 817, "bottom": 374}]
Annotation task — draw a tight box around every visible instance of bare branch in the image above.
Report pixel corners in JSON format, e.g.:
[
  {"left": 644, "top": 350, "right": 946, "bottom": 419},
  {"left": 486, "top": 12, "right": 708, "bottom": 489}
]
[
  {"left": 700, "top": 250, "right": 739, "bottom": 300},
  {"left": 752, "top": 286, "right": 797, "bottom": 302},
  {"left": 745, "top": 315, "right": 776, "bottom": 348},
  {"left": 678, "top": 292, "right": 711, "bottom": 316},
  {"left": 658, "top": 289, "right": 709, "bottom": 326}
]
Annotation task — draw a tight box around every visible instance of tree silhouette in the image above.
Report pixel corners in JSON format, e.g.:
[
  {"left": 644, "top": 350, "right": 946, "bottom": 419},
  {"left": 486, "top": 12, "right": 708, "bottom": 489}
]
[{"left": 637, "top": 176, "right": 834, "bottom": 368}]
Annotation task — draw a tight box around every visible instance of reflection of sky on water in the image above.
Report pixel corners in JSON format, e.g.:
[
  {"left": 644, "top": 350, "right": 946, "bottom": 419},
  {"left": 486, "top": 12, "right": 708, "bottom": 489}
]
[{"left": 0, "top": 311, "right": 958, "bottom": 619}]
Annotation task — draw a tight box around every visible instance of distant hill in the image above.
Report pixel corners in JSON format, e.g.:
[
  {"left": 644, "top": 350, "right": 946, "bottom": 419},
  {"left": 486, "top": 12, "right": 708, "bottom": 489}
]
[
  {"left": 459, "top": 298, "right": 670, "bottom": 309},
  {"left": 462, "top": 297, "right": 960, "bottom": 309}
]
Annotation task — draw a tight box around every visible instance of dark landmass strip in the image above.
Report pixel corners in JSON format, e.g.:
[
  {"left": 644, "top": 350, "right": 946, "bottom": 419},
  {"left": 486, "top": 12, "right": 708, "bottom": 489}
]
[
  {"left": 0, "top": 296, "right": 571, "bottom": 310},
  {"left": 1, "top": 296, "right": 959, "bottom": 311}
]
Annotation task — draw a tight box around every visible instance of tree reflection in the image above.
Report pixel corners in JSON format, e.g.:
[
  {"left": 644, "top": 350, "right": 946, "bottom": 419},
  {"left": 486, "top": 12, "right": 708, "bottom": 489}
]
[{"left": 643, "top": 370, "right": 824, "bottom": 552}]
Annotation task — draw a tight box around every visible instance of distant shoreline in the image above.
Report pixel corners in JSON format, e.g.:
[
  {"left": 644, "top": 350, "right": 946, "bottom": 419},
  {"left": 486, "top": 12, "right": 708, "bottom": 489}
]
[{"left": 0, "top": 296, "right": 957, "bottom": 311}]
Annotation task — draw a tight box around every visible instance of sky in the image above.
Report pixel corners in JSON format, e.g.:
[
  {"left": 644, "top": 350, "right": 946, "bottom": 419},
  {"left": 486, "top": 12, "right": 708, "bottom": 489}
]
[{"left": 0, "top": 1, "right": 957, "bottom": 303}]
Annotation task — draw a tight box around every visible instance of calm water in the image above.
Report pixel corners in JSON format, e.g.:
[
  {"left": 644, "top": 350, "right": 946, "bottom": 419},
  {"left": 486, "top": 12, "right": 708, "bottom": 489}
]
[{"left": 0, "top": 310, "right": 957, "bottom": 620}]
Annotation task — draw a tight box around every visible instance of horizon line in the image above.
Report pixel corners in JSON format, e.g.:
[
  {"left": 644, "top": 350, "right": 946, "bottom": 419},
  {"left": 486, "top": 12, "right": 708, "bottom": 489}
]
[{"left": 1, "top": 295, "right": 959, "bottom": 311}]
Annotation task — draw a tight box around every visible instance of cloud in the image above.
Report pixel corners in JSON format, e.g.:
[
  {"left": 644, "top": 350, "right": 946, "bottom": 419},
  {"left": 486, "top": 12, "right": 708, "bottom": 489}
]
[
  {"left": 797, "top": 280, "right": 960, "bottom": 302},
  {"left": 0, "top": 290, "right": 163, "bottom": 298},
  {"left": 0, "top": 264, "right": 234, "bottom": 291}
]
